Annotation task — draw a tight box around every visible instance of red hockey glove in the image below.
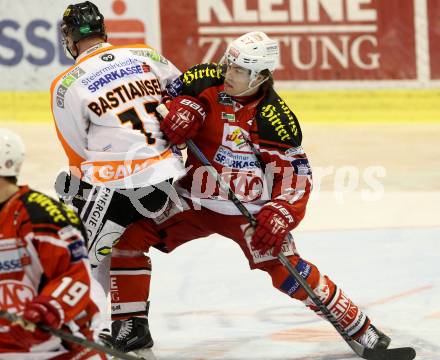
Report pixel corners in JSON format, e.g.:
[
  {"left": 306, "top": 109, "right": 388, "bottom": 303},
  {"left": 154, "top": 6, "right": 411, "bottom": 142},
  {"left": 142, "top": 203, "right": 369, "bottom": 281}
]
[
  {"left": 160, "top": 96, "right": 206, "bottom": 145},
  {"left": 9, "top": 296, "right": 62, "bottom": 349},
  {"left": 251, "top": 201, "right": 295, "bottom": 256}
]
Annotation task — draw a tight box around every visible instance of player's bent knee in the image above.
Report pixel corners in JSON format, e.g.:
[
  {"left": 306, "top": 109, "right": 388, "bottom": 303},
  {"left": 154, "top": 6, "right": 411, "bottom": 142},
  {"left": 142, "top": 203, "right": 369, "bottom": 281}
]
[
  {"left": 267, "top": 256, "right": 321, "bottom": 301},
  {"left": 112, "top": 220, "right": 158, "bottom": 252}
]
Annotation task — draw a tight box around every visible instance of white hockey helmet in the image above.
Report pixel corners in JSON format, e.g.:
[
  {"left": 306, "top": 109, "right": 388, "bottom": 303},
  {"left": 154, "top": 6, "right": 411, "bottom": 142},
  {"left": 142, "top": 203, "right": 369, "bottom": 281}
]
[
  {"left": 0, "top": 129, "right": 26, "bottom": 177},
  {"left": 224, "top": 32, "right": 280, "bottom": 83}
]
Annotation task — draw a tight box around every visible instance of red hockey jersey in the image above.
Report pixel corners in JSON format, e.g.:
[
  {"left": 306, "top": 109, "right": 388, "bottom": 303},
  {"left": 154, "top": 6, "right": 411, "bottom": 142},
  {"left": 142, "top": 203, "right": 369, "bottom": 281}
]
[
  {"left": 0, "top": 186, "right": 100, "bottom": 356},
  {"left": 166, "top": 63, "right": 312, "bottom": 227}
]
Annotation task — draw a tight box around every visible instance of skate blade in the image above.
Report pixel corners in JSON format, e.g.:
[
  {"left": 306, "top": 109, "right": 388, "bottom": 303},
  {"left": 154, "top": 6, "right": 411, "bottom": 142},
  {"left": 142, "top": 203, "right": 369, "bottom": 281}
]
[{"left": 129, "top": 347, "right": 157, "bottom": 360}]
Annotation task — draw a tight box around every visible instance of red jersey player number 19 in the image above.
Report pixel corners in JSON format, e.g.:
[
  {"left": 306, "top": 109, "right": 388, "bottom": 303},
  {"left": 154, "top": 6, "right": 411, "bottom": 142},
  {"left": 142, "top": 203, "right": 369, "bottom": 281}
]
[{"left": 0, "top": 128, "right": 105, "bottom": 359}]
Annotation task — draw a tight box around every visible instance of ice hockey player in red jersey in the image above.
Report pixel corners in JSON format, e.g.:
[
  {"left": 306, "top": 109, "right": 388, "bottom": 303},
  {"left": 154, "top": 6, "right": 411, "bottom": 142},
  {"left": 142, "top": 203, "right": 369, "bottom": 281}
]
[
  {"left": 0, "top": 128, "right": 105, "bottom": 359},
  {"left": 107, "top": 32, "right": 391, "bottom": 354}
]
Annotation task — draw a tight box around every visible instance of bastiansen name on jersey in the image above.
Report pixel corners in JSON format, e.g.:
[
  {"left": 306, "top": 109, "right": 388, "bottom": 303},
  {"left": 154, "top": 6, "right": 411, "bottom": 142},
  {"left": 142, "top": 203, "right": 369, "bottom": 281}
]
[{"left": 51, "top": 43, "right": 186, "bottom": 189}]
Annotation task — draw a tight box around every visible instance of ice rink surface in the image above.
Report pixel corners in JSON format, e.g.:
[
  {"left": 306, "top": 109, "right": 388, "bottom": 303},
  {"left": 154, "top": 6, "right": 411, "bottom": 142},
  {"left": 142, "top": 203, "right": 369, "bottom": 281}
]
[
  {"left": 3, "top": 122, "right": 439, "bottom": 360},
  {"left": 145, "top": 226, "right": 439, "bottom": 360}
]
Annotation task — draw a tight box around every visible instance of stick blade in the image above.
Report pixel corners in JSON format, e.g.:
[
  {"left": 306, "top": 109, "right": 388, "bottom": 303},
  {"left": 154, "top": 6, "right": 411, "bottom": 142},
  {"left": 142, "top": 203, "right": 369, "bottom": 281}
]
[{"left": 364, "top": 347, "right": 416, "bottom": 360}]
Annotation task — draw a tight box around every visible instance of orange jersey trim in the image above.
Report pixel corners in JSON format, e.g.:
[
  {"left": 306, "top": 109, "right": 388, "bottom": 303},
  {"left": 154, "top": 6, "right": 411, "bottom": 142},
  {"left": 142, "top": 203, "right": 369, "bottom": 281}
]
[
  {"left": 53, "top": 122, "right": 84, "bottom": 177},
  {"left": 82, "top": 148, "right": 174, "bottom": 183}
]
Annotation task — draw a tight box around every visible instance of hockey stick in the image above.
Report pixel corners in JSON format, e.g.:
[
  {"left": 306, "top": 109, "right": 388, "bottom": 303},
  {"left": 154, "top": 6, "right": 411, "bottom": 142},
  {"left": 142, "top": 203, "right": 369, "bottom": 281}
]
[
  {"left": 0, "top": 310, "right": 141, "bottom": 360},
  {"left": 156, "top": 104, "right": 416, "bottom": 360}
]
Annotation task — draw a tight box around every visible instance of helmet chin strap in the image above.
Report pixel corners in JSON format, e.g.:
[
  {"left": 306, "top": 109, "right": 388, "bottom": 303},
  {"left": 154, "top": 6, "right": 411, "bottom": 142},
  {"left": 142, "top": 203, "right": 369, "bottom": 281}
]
[{"left": 232, "top": 76, "right": 269, "bottom": 97}]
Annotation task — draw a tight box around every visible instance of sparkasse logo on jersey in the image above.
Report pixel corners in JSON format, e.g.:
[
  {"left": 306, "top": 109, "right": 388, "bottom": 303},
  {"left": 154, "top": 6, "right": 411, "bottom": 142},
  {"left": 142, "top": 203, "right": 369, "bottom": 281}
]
[{"left": 0, "top": 258, "right": 22, "bottom": 273}]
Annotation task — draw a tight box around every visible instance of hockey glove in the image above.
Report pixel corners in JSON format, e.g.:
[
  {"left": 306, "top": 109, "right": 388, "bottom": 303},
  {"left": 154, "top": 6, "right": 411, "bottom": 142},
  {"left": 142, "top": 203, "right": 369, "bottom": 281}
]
[
  {"left": 160, "top": 96, "right": 206, "bottom": 145},
  {"left": 251, "top": 201, "right": 295, "bottom": 256},
  {"left": 9, "top": 296, "right": 62, "bottom": 349}
]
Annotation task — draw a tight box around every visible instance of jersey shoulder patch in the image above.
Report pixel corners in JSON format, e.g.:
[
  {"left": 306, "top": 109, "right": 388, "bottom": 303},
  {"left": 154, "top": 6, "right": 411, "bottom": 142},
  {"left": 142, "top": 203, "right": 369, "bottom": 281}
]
[
  {"left": 167, "top": 63, "right": 224, "bottom": 98},
  {"left": 20, "top": 190, "right": 82, "bottom": 230},
  {"left": 128, "top": 47, "right": 169, "bottom": 65},
  {"left": 256, "top": 88, "right": 302, "bottom": 149},
  {"left": 52, "top": 65, "right": 86, "bottom": 110}
]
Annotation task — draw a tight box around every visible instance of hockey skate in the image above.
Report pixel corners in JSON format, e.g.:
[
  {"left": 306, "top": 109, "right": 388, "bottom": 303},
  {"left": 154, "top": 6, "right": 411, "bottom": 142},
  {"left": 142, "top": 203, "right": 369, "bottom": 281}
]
[
  {"left": 357, "top": 324, "right": 391, "bottom": 350},
  {"left": 109, "top": 316, "right": 154, "bottom": 353}
]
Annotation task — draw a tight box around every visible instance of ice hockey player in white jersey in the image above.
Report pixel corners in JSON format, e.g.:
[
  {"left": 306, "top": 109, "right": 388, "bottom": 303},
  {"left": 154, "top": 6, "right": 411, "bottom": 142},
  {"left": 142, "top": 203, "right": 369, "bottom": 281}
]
[{"left": 50, "top": 1, "right": 186, "bottom": 317}]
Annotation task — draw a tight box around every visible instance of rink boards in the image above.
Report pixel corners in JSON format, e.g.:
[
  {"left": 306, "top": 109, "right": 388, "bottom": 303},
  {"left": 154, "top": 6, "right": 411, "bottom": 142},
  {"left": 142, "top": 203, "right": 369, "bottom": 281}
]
[{"left": 1, "top": 89, "right": 439, "bottom": 123}]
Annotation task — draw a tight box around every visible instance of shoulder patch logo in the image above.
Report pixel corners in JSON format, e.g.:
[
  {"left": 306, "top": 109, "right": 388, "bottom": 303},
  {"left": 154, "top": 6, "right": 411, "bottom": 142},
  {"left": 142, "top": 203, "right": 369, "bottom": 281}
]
[
  {"left": 101, "top": 53, "right": 115, "bottom": 62},
  {"left": 130, "top": 49, "right": 169, "bottom": 64},
  {"left": 166, "top": 77, "right": 184, "bottom": 97},
  {"left": 291, "top": 158, "right": 312, "bottom": 175},
  {"left": 285, "top": 146, "right": 305, "bottom": 157},
  {"left": 218, "top": 92, "right": 233, "bottom": 106},
  {"left": 56, "top": 67, "right": 85, "bottom": 108},
  {"left": 221, "top": 112, "right": 235, "bottom": 122},
  {"left": 68, "top": 240, "right": 88, "bottom": 263}
]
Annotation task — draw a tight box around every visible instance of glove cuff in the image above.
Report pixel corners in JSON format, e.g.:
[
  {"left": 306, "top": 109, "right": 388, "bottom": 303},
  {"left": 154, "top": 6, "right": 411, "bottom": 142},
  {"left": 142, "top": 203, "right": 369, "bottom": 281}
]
[{"left": 30, "top": 296, "right": 64, "bottom": 329}]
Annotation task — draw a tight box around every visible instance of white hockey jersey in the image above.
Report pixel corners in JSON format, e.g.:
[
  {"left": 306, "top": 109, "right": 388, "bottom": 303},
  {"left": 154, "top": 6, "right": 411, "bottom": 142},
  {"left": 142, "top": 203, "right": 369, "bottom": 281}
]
[{"left": 51, "top": 42, "right": 186, "bottom": 189}]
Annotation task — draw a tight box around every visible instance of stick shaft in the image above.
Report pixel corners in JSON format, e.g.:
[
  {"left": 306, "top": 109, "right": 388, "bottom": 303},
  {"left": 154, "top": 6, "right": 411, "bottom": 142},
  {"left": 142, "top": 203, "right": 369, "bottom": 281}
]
[{"left": 0, "top": 311, "right": 140, "bottom": 360}]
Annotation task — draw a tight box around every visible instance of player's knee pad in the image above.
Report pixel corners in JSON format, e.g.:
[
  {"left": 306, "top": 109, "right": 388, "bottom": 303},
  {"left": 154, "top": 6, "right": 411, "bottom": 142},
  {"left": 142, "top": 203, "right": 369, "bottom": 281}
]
[
  {"left": 88, "top": 221, "right": 125, "bottom": 267},
  {"left": 267, "top": 256, "right": 320, "bottom": 301}
]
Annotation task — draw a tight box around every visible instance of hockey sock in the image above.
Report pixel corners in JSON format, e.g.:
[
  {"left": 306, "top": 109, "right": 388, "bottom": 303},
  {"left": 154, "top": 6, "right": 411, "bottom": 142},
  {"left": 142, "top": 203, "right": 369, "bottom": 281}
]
[
  {"left": 110, "top": 252, "right": 152, "bottom": 320},
  {"left": 303, "top": 274, "right": 370, "bottom": 338}
]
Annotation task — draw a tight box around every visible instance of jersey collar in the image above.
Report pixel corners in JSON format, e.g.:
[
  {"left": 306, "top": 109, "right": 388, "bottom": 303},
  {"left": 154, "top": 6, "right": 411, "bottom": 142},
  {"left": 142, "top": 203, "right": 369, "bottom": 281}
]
[{"left": 76, "top": 42, "right": 112, "bottom": 63}]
